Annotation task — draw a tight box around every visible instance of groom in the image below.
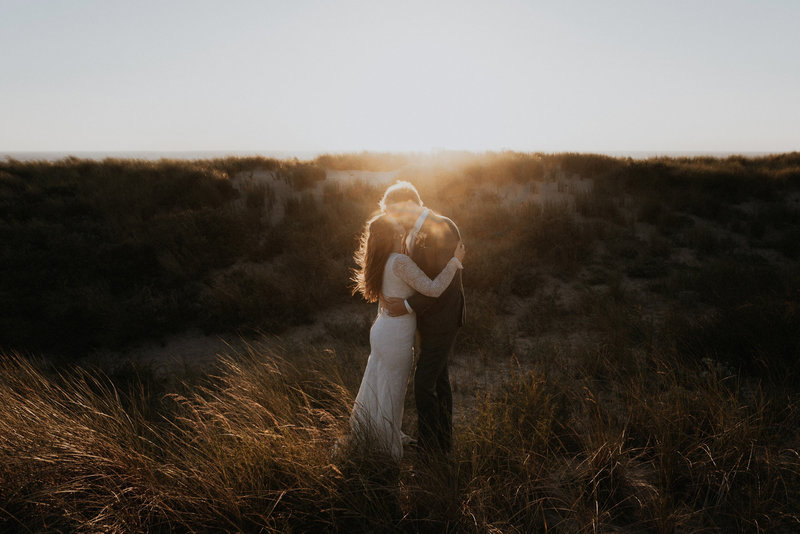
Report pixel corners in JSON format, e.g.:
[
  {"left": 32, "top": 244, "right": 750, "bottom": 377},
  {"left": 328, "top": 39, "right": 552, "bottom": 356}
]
[{"left": 380, "top": 181, "right": 466, "bottom": 454}]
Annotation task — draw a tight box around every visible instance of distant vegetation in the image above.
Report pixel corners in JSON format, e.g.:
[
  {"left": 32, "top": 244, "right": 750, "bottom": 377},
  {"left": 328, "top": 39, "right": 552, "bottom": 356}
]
[
  {"left": 3, "top": 151, "right": 798, "bottom": 361},
  {"left": 2, "top": 151, "right": 800, "bottom": 531},
  {"left": 0, "top": 156, "right": 339, "bottom": 356}
]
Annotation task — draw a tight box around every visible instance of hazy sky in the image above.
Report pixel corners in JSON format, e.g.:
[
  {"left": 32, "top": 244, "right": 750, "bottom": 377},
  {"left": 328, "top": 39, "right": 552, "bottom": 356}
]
[{"left": 1, "top": 0, "right": 798, "bottom": 153}]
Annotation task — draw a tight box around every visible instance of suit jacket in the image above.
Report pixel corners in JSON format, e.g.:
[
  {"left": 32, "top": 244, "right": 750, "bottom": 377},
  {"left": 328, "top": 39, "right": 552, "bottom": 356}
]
[{"left": 406, "top": 211, "right": 466, "bottom": 334}]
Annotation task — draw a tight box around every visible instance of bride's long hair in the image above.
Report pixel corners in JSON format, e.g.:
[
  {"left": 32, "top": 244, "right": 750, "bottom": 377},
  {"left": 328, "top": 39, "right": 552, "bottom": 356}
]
[{"left": 352, "top": 213, "right": 398, "bottom": 303}]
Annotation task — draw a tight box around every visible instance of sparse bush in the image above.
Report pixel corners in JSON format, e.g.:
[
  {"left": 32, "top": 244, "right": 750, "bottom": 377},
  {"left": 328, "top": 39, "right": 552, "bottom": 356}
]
[
  {"left": 769, "top": 226, "right": 800, "bottom": 259},
  {"left": 323, "top": 314, "right": 372, "bottom": 343},
  {"left": 282, "top": 160, "right": 326, "bottom": 189},
  {"left": 456, "top": 289, "right": 512, "bottom": 358},
  {"left": 637, "top": 197, "right": 665, "bottom": 224},
  {"left": 517, "top": 284, "right": 566, "bottom": 336},
  {"left": 520, "top": 203, "right": 604, "bottom": 275},
  {"left": 673, "top": 297, "right": 800, "bottom": 380},
  {"left": 314, "top": 151, "right": 412, "bottom": 171},
  {"left": 197, "top": 264, "right": 302, "bottom": 333},
  {"left": 509, "top": 268, "right": 543, "bottom": 298},
  {"left": 575, "top": 190, "right": 624, "bottom": 223},
  {"left": 626, "top": 257, "right": 670, "bottom": 279},
  {"left": 554, "top": 152, "right": 623, "bottom": 179}
]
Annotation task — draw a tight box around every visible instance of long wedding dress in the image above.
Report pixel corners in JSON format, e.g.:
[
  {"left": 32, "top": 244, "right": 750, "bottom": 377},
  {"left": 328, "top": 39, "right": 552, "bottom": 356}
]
[{"left": 350, "top": 253, "right": 462, "bottom": 459}]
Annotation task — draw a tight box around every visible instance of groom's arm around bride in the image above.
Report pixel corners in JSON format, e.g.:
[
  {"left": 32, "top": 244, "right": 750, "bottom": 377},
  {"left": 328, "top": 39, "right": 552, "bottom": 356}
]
[
  {"left": 381, "top": 180, "right": 466, "bottom": 454},
  {"left": 404, "top": 212, "right": 466, "bottom": 331}
]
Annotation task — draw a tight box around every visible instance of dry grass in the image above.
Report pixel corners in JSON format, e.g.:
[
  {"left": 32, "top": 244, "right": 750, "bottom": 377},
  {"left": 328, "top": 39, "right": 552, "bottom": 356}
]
[
  {"left": 2, "top": 339, "right": 799, "bottom": 532},
  {"left": 3, "top": 151, "right": 800, "bottom": 531}
]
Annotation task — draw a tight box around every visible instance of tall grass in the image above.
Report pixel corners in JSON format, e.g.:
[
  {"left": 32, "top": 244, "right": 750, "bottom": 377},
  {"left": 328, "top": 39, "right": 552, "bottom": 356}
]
[
  {"left": 2, "top": 340, "right": 798, "bottom": 532},
  {"left": 3, "top": 150, "right": 800, "bottom": 529}
]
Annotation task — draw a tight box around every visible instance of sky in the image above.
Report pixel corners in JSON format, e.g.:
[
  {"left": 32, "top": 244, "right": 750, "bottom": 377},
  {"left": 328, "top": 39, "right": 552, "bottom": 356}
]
[{"left": 1, "top": 0, "right": 799, "bottom": 154}]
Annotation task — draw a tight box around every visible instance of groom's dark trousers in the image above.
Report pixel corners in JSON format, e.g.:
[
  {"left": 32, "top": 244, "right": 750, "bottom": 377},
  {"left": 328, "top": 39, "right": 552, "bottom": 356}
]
[
  {"left": 414, "top": 328, "right": 457, "bottom": 452},
  {"left": 406, "top": 213, "right": 465, "bottom": 453}
]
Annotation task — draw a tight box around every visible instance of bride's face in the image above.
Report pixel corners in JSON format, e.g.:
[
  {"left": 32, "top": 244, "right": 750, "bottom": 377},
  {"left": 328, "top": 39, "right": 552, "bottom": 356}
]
[{"left": 386, "top": 201, "right": 420, "bottom": 230}]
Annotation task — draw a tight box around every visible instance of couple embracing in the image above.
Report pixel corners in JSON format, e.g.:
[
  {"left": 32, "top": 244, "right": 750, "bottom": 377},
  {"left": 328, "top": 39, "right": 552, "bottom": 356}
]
[{"left": 348, "top": 181, "right": 466, "bottom": 460}]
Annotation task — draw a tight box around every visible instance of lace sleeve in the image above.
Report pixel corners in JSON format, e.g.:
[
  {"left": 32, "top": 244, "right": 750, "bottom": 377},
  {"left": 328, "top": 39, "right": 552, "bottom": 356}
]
[{"left": 392, "top": 254, "right": 462, "bottom": 297}]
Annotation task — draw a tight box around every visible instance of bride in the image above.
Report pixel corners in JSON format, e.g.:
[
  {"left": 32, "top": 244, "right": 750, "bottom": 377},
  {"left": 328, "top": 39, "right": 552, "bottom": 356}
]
[{"left": 348, "top": 212, "right": 466, "bottom": 459}]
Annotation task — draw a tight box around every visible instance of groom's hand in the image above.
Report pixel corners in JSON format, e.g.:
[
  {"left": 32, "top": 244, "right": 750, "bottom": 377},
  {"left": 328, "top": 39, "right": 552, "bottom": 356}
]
[{"left": 380, "top": 295, "right": 409, "bottom": 317}]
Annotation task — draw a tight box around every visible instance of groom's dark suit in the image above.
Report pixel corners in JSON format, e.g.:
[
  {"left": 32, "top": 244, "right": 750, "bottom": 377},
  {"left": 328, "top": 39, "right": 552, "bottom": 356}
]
[{"left": 406, "top": 211, "right": 465, "bottom": 453}]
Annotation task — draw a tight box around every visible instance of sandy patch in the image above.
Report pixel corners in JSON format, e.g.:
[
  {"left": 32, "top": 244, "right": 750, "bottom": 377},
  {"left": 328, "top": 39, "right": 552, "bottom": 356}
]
[
  {"left": 534, "top": 175, "right": 593, "bottom": 209},
  {"left": 325, "top": 169, "right": 402, "bottom": 186},
  {"left": 475, "top": 174, "right": 593, "bottom": 210}
]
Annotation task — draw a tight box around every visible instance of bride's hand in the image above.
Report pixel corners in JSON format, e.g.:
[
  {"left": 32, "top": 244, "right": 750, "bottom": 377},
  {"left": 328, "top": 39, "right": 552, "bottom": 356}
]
[{"left": 454, "top": 241, "right": 466, "bottom": 262}]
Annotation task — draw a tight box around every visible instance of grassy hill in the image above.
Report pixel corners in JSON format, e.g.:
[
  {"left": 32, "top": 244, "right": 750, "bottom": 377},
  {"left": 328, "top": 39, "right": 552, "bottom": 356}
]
[{"left": 1, "top": 152, "right": 799, "bottom": 531}]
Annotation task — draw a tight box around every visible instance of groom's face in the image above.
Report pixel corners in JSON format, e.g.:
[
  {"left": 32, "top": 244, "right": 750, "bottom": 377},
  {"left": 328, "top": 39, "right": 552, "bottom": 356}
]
[{"left": 386, "top": 201, "right": 421, "bottom": 230}]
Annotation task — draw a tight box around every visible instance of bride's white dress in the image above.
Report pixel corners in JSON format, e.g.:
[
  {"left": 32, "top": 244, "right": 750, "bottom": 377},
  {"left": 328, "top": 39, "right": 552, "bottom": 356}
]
[{"left": 350, "top": 252, "right": 462, "bottom": 459}]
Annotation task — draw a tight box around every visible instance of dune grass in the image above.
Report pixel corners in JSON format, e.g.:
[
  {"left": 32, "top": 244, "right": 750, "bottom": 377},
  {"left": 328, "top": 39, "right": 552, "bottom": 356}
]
[
  {"left": 2, "top": 338, "right": 799, "bottom": 532},
  {"left": 2, "top": 151, "right": 800, "bottom": 530}
]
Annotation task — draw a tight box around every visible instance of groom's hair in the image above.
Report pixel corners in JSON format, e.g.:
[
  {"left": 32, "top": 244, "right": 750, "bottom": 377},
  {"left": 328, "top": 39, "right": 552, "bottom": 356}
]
[{"left": 380, "top": 181, "right": 423, "bottom": 212}]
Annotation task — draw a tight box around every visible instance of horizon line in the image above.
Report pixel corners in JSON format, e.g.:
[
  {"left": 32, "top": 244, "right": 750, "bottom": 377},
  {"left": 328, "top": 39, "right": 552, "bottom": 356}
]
[{"left": 2, "top": 148, "right": 796, "bottom": 162}]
